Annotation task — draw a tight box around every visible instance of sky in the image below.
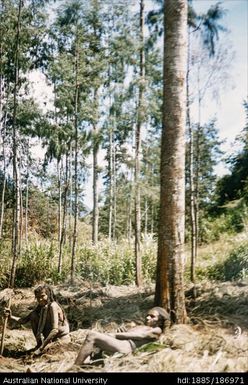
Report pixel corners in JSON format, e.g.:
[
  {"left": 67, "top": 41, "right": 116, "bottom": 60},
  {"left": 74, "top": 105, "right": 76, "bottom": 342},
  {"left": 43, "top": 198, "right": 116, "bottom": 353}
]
[
  {"left": 29, "top": 0, "right": 248, "bottom": 209},
  {"left": 191, "top": 0, "right": 248, "bottom": 174},
  {"left": 81, "top": 0, "right": 248, "bottom": 208}
]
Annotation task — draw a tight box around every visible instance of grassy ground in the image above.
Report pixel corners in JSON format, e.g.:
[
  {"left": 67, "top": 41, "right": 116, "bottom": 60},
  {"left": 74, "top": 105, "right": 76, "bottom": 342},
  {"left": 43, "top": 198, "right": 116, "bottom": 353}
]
[
  {"left": 0, "top": 277, "right": 247, "bottom": 373},
  {"left": 184, "top": 230, "right": 248, "bottom": 282},
  {"left": 0, "top": 227, "right": 248, "bottom": 372}
]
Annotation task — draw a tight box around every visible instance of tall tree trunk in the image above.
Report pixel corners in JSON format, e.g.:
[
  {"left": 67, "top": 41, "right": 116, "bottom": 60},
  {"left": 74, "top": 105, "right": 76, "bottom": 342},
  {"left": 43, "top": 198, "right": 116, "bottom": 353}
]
[
  {"left": 135, "top": 0, "right": 145, "bottom": 287},
  {"left": 151, "top": 203, "right": 154, "bottom": 235},
  {"left": 0, "top": 160, "right": 6, "bottom": 240},
  {"left": 58, "top": 153, "right": 69, "bottom": 274},
  {"left": 0, "top": 32, "right": 4, "bottom": 239},
  {"left": 25, "top": 172, "right": 29, "bottom": 242},
  {"left": 68, "top": 142, "right": 73, "bottom": 248},
  {"left": 112, "top": 141, "right": 116, "bottom": 241},
  {"left": 155, "top": 0, "right": 187, "bottom": 323},
  {"left": 9, "top": 0, "right": 23, "bottom": 288},
  {"left": 0, "top": 109, "right": 6, "bottom": 240},
  {"left": 144, "top": 199, "right": 148, "bottom": 238},
  {"left": 57, "top": 159, "right": 62, "bottom": 244},
  {"left": 195, "top": 63, "right": 201, "bottom": 256},
  {"left": 186, "top": 30, "right": 197, "bottom": 284},
  {"left": 19, "top": 183, "right": 23, "bottom": 253},
  {"left": 71, "top": 41, "right": 79, "bottom": 284},
  {"left": 127, "top": 172, "right": 133, "bottom": 243},
  {"left": 108, "top": 118, "right": 113, "bottom": 242},
  {"left": 92, "top": 89, "right": 99, "bottom": 244}
]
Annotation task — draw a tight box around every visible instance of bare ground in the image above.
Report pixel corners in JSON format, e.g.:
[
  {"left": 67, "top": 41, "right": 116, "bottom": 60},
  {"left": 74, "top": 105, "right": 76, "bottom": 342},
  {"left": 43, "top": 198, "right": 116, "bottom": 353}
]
[{"left": 0, "top": 280, "right": 247, "bottom": 373}]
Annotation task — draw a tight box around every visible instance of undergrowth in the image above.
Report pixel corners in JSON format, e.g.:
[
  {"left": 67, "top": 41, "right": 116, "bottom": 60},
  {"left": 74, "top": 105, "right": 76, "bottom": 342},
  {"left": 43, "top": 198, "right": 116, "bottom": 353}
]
[
  {"left": 0, "top": 222, "right": 248, "bottom": 289},
  {"left": 206, "top": 241, "right": 248, "bottom": 281}
]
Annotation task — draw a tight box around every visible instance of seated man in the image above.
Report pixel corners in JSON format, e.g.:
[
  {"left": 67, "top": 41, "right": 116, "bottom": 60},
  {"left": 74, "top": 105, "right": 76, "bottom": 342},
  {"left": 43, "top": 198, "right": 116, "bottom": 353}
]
[
  {"left": 74, "top": 307, "right": 169, "bottom": 366},
  {"left": 4, "top": 284, "right": 70, "bottom": 355}
]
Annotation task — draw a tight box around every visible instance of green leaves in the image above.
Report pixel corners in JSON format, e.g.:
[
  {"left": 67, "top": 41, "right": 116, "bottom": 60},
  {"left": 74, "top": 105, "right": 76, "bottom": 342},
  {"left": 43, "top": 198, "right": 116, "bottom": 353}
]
[{"left": 136, "top": 341, "right": 166, "bottom": 353}]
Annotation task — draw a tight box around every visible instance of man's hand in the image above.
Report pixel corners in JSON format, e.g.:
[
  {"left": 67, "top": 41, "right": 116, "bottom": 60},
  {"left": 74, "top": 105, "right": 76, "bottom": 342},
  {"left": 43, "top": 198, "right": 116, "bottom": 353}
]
[
  {"left": 116, "top": 326, "right": 127, "bottom": 333},
  {"left": 33, "top": 348, "right": 43, "bottom": 356},
  {"left": 3, "top": 308, "right": 12, "bottom": 318}
]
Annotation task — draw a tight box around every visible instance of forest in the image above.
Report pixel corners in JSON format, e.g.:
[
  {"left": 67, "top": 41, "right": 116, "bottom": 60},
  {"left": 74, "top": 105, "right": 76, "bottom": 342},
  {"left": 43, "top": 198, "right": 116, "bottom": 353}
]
[{"left": 0, "top": 0, "right": 247, "bottom": 375}]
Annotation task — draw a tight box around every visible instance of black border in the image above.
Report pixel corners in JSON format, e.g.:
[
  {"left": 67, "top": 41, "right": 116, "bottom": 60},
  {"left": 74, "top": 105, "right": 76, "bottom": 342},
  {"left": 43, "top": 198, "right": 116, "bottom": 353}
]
[{"left": 0, "top": 372, "right": 247, "bottom": 385}]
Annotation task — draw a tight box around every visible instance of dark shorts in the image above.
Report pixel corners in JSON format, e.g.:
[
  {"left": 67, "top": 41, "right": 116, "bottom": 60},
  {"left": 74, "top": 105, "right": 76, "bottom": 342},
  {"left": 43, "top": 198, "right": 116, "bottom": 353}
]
[{"left": 128, "top": 340, "right": 136, "bottom": 351}]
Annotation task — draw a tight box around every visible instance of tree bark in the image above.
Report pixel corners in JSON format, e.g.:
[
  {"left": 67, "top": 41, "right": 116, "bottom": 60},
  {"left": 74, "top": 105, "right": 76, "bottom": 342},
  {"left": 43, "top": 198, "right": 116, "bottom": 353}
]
[
  {"left": 155, "top": 0, "right": 188, "bottom": 323},
  {"left": 0, "top": 107, "right": 6, "bottom": 240},
  {"left": 58, "top": 153, "right": 69, "bottom": 274},
  {"left": 9, "top": 0, "right": 23, "bottom": 288},
  {"left": 112, "top": 140, "right": 116, "bottom": 241},
  {"left": 186, "top": 30, "right": 197, "bottom": 284},
  {"left": 92, "top": 89, "right": 99, "bottom": 244},
  {"left": 71, "top": 39, "right": 79, "bottom": 285},
  {"left": 25, "top": 171, "right": 29, "bottom": 243},
  {"left": 135, "top": 0, "right": 145, "bottom": 287},
  {"left": 57, "top": 159, "right": 62, "bottom": 244},
  {"left": 108, "top": 118, "right": 113, "bottom": 242}
]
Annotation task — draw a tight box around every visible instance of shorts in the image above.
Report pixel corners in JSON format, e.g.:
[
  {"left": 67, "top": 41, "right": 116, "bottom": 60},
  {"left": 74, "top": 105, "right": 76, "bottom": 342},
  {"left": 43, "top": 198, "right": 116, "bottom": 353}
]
[{"left": 128, "top": 340, "right": 136, "bottom": 352}]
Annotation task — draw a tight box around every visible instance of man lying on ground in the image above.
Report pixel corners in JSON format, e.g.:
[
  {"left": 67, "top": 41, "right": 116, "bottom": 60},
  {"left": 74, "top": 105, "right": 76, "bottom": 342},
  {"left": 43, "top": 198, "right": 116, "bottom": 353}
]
[{"left": 74, "top": 306, "right": 170, "bottom": 366}]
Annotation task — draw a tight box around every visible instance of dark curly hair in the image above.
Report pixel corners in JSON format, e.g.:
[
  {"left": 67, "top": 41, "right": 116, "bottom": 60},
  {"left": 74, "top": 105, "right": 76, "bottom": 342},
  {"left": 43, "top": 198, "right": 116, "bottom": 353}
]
[
  {"left": 148, "top": 307, "right": 170, "bottom": 329},
  {"left": 33, "top": 284, "right": 68, "bottom": 323},
  {"left": 34, "top": 284, "right": 56, "bottom": 303}
]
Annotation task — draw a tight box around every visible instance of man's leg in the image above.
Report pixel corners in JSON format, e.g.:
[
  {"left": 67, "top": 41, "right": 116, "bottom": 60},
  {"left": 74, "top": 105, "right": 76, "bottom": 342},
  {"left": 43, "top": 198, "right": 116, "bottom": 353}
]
[{"left": 74, "top": 331, "right": 132, "bottom": 366}]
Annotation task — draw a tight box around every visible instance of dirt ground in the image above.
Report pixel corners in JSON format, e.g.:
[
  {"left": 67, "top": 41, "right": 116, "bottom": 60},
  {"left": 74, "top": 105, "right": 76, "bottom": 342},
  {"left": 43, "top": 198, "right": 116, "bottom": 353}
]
[{"left": 0, "top": 279, "right": 247, "bottom": 373}]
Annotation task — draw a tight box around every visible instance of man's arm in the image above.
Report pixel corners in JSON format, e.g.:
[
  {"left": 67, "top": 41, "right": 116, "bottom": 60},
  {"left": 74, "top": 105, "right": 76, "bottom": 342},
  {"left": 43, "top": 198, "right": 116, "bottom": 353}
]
[
  {"left": 115, "top": 326, "right": 162, "bottom": 341},
  {"left": 34, "top": 303, "right": 59, "bottom": 354},
  {"left": 4, "top": 308, "right": 32, "bottom": 324}
]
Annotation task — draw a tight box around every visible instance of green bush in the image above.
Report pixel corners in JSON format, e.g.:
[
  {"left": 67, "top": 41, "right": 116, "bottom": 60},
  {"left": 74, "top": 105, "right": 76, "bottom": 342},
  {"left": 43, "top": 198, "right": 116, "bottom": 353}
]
[
  {"left": 77, "top": 241, "right": 135, "bottom": 285},
  {"left": 142, "top": 241, "right": 157, "bottom": 281},
  {"left": 0, "top": 241, "right": 12, "bottom": 288},
  {"left": 0, "top": 237, "right": 157, "bottom": 288},
  {"left": 77, "top": 239, "right": 157, "bottom": 286},
  {"left": 206, "top": 242, "right": 248, "bottom": 281},
  {"left": 15, "top": 243, "right": 58, "bottom": 287},
  {"left": 199, "top": 209, "right": 244, "bottom": 244}
]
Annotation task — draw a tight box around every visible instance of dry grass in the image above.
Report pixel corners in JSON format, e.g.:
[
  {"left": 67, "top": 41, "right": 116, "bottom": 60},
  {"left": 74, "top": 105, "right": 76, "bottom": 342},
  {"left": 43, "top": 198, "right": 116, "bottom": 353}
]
[{"left": 0, "top": 280, "right": 247, "bottom": 373}]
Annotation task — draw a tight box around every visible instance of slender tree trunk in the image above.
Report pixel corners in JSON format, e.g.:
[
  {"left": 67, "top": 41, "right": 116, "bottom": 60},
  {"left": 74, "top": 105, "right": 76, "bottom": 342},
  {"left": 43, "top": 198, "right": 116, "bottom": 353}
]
[
  {"left": 144, "top": 199, "right": 148, "bottom": 238},
  {"left": 58, "top": 153, "right": 69, "bottom": 274},
  {"left": 195, "top": 64, "right": 201, "bottom": 252},
  {"left": 135, "top": 0, "right": 145, "bottom": 287},
  {"left": 0, "top": 112, "right": 6, "bottom": 240},
  {"left": 25, "top": 172, "right": 29, "bottom": 242},
  {"left": 0, "top": 164, "right": 6, "bottom": 239},
  {"left": 9, "top": 0, "right": 23, "bottom": 288},
  {"left": 57, "top": 159, "right": 62, "bottom": 243},
  {"left": 112, "top": 141, "right": 116, "bottom": 241},
  {"left": 71, "top": 40, "right": 79, "bottom": 284},
  {"left": 68, "top": 142, "right": 73, "bottom": 247},
  {"left": 0, "top": 4, "right": 7, "bottom": 240},
  {"left": 108, "top": 119, "right": 113, "bottom": 242},
  {"left": 128, "top": 183, "right": 133, "bottom": 243},
  {"left": 144, "top": 148, "right": 148, "bottom": 238},
  {"left": 19, "top": 183, "right": 23, "bottom": 253},
  {"left": 127, "top": 171, "right": 133, "bottom": 243},
  {"left": 46, "top": 194, "right": 49, "bottom": 233},
  {"left": 92, "top": 89, "right": 99, "bottom": 244},
  {"left": 155, "top": 0, "right": 187, "bottom": 323},
  {"left": 186, "top": 30, "right": 197, "bottom": 284},
  {"left": 151, "top": 203, "right": 154, "bottom": 235}
]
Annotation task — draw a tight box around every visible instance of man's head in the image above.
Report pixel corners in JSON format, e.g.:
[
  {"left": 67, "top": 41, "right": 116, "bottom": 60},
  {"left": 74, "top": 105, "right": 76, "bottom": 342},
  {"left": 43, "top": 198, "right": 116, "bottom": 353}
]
[
  {"left": 145, "top": 307, "right": 170, "bottom": 329},
  {"left": 34, "top": 284, "right": 55, "bottom": 307}
]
